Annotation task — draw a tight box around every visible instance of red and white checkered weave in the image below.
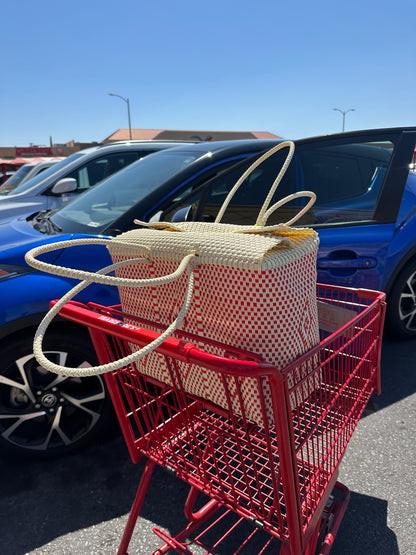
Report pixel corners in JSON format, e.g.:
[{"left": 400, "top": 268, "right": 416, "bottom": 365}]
[{"left": 107, "top": 221, "right": 320, "bottom": 426}]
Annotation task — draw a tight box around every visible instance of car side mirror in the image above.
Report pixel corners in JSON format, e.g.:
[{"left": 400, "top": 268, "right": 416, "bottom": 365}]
[
  {"left": 171, "top": 205, "right": 192, "bottom": 223},
  {"left": 51, "top": 177, "right": 77, "bottom": 195}
]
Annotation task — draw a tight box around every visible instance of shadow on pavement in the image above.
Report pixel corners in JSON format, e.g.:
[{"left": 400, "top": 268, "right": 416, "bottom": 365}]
[
  {"left": 0, "top": 434, "right": 399, "bottom": 555},
  {"left": 0, "top": 337, "right": 410, "bottom": 554},
  {"left": 0, "top": 438, "right": 134, "bottom": 554},
  {"left": 360, "top": 336, "right": 416, "bottom": 419},
  {"left": 332, "top": 491, "right": 399, "bottom": 554}
]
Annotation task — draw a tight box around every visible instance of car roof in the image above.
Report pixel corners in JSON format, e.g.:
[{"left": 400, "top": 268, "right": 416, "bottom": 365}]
[
  {"left": 77, "top": 140, "right": 191, "bottom": 154},
  {"left": 22, "top": 160, "right": 58, "bottom": 168},
  {"left": 294, "top": 125, "right": 416, "bottom": 144},
  {"left": 152, "top": 138, "right": 283, "bottom": 156},
  {"left": 98, "top": 139, "right": 199, "bottom": 147}
]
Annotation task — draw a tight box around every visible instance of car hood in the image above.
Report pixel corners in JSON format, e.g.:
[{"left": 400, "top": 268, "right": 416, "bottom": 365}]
[
  {"left": 0, "top": 217, "right": 47, "bottom": 250},
  {"left": 0, "top": 197, "right": 45, "bottom": 224},
  {"left": 0, "top": 219, "right": 71, "bottom": 267},
  {"left": 0, "top": 217, "right": 112, "bottom": 272}
]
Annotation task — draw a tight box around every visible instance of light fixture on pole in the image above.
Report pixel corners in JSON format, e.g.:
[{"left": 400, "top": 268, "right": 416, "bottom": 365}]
[
  {"left": 108, "top": 93, "right": 132, "bottom": 139},
  {"left": 333, "top": 108, "right": 355, "bottom": 132}
]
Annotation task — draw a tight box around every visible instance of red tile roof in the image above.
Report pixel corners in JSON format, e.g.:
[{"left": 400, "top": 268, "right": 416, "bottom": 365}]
[{"left": 102, "top": 129, "right": 283, "bottom": 143}]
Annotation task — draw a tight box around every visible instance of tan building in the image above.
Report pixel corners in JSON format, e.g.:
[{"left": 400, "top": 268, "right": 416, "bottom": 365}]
[{"left": 102, "top": 128, "right": 282, "bottom": 143}]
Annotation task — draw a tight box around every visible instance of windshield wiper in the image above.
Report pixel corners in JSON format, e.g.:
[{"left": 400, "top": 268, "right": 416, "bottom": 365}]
[{"left": 32, "top": 210, "right": 62, "bottom": 234}]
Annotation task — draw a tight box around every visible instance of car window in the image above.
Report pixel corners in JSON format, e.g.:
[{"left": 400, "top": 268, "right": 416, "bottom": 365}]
[
  {"left": 155, "top": 149, "right": 298, "bottom": 225},
  {"left": 35, "top": 165, "right": 51, "bottom": 175},
  {"left": 51, "top": 149, "right": 205, "bottom": 233},
  {"left": 59, "top": 151, "right": 141, "bottom": 193},
  {"left": 157, "top": 139, "right": 395, "bottom": 227},
  {"left": 299, "top": 141, "right": 393, "bottom": 226},
  {"left": 0, "top": 164, "right": 32, "bottom": 190},
  {"left": 7, "top": 152, "right": 86, "bottom": 195}
]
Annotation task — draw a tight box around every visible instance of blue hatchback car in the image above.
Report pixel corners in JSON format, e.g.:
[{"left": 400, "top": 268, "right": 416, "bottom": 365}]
[{"left": 1, "top": 128, "right": 415, "bottom": 458}]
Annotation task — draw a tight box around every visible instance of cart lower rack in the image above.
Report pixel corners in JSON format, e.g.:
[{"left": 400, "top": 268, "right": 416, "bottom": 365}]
[{"left": 56, "top": 284, "right": 385, "bottom": 554}]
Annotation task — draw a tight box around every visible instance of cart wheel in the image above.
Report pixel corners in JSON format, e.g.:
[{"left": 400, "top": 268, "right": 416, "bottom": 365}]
[
  {"left": 386, "top": 259, "right": 416, "bottom": 339},
  {"left": 314, "top": 519, "right": 332, "bottom": 555},
  {"left": 0, "top": 330, "right": 116, "bottom": 458}
]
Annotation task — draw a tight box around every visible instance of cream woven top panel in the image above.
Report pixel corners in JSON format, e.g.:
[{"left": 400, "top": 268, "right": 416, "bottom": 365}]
[{"left": 108, "top": 222, "right": 319, "bottom": 272}]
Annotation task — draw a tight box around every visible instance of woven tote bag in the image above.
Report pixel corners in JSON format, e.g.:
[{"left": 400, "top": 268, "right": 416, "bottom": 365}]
[{"left": 26, "top": 141, "right": 320, "bottom": 426}]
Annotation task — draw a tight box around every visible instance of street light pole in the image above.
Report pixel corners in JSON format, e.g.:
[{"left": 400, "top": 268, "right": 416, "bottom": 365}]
[
  {"left": 108, "top": 93, "right": 132, "bottom": 139},
  {"left": 333, "top": 108, "right": 355, "bottom": 132}
]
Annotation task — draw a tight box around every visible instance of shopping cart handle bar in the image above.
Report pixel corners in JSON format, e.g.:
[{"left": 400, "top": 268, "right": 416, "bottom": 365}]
[
  {"left": 52, "top": 300, "right": 277, "bottom": 377},
  {"left": 51, "top": 299, "right": 195, "bottom": 363}
]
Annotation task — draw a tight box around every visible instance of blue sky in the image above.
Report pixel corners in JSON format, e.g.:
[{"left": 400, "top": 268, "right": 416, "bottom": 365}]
[{"left": 1, "top": 0, "right": 414, "bottom": 146}]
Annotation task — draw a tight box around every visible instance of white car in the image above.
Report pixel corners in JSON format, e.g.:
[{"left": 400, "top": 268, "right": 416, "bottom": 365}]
[
  {"left": 0, "top": 141, "right": 190, "bottom": 223},
  {"left": 0, "top": 160, "right": 62, "bottom": 193}
]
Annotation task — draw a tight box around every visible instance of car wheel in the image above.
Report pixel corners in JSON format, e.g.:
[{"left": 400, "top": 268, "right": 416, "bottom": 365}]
[
  {"left": 386, "top": 259, "right": 416, "bottom": 339},
  {"left": 0, "top": 330, "right": 115, "bottom": 458}
]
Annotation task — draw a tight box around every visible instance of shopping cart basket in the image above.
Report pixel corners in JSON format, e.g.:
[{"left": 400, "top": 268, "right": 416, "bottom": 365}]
[{"left": 54, "top": 283, "right": 385, "bottom": 555}]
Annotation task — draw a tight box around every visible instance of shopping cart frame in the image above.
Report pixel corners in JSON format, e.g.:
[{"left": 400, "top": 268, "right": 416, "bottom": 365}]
[{"left": 55, "top": 284, "right": 385, "bottom": 554}]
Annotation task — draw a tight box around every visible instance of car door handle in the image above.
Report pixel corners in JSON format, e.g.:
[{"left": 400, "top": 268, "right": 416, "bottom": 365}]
[{"left": 317, "top": 257, "right": 377, "bottom": 269}]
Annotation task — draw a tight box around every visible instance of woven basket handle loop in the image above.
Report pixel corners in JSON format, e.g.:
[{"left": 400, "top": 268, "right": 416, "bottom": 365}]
[
  {"left": 214, "top": 141, "right": 295, "bottom": 225},
  {"left": 25, "top": 238, "right": 196, "bottom": 288},
  {"left": 260, "top": 190, "right": 317, "bottom": 227},
  {"left": 32, "top": 254, "right": 197, "bottom": 377}
]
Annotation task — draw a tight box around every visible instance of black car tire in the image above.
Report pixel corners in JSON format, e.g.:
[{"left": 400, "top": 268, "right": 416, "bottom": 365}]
[
  {"left": 385, "top": 259, "right": 416, "bottom": 339},
  {"left": 0, "top": 330, "right": 116, "bottom": 458}
]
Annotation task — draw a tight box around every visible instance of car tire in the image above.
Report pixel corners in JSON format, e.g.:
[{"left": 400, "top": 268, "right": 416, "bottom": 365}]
[
  {"left": 385, "top": 259, "right": 416, "bottom": 339},
  {"left": 0, "top": 330, "right": 116, "bottom": 458}
]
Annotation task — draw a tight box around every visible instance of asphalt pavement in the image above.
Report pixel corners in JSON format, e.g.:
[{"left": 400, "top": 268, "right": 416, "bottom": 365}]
[{"left": 1, "top": 336, "right": 415, "bottom": 555}]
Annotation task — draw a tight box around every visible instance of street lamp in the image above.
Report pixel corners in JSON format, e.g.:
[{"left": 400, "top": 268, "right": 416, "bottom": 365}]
[
  {"left": 333, "top": 108, "right": 355, "bottom": 132},
  {"left": 108, "top": 93, "right": 132, "bottom": 139}
]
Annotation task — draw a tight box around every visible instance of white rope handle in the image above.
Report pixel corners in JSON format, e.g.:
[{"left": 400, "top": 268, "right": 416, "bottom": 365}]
[
  {"left": 25, "top": 238, "right": 194, "bottom": 288},
  {"left": 215, "top": 141, "right": 295, "bottom": 224},
  {"left": 33, "top": 255, "right": 197, "bottom": 377},
  {"left": 262, "top": 190, "right": 317, "bottom": 227}
]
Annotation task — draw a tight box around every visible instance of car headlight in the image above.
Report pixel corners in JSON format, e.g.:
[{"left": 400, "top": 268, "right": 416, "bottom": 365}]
[{"left": 0, "top": 264, "right": 34, "bottom": 281}]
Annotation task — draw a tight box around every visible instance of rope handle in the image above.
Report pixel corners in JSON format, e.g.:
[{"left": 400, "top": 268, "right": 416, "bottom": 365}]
[
  {"left": 134, "top": 189, "right": 316, "bottom": 235},
  {"left": 262, "top": 190, "right": 316, "bottom": 227},
  {"left": 235, "top": 191, "right": 316, "bottom": 234},
  {"left": 32, "top": 255, "right": 197, "bottom": 377},
  {"left": 25, "top": 237, "right": 196, "bottom": 288},
  {"left": 215, "top": 141, "right": 295, "bottom": 225}
]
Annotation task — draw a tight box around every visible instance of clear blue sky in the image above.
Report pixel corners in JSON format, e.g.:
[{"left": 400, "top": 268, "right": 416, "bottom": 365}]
[{"left": 1, "top": 0, "right": 414, "bottom": 146}]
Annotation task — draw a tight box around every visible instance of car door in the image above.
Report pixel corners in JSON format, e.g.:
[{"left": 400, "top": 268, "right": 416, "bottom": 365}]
[
  {"left": 152, "top": 130, "right": 416, "bottom": 294},
  {"left": 306, "top": 130, "right": 416, "bottom": 292}
]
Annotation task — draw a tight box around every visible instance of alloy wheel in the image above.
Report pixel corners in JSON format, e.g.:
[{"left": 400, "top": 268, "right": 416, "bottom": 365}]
[
  {"left": 398, "top": 268, "right": 416, "bottom": 333},
  {"left": 0, "top": 350, "right": 106, "bottom": 454}
]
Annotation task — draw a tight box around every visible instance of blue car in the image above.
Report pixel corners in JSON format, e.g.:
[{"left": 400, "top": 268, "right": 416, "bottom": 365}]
[{"left": 1, "top": 128, "right": 415, "bottom": 458}]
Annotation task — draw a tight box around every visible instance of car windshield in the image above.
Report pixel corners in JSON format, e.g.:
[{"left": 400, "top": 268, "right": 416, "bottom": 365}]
[
  {"left": 49, "top": 148, "right": 206, "bottom": 234},
  {"left": 0, "top": 164, "right": 33, "bottom": 193},
  {"left": 5, "top": 152, "right": 86, "bottom": 195}
]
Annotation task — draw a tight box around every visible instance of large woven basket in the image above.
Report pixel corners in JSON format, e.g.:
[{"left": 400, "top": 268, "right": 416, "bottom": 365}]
[{"left": 108, "top": 220, "right": 320, "bottom": 425}]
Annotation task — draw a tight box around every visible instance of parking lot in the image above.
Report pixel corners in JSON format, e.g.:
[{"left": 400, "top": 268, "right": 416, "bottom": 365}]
[{"left": 0, "top": 335, "right": 415, "bottom": 555}]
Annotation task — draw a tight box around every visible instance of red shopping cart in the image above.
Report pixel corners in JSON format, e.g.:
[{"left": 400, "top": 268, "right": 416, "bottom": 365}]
[{"left": 55, "top": 283, "right": 385, "bottom": 555}]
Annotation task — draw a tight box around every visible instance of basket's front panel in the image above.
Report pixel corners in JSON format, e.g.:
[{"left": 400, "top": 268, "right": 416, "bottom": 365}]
[{"left": 112, "top": 253, "right": 320, "bottom": 426}]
